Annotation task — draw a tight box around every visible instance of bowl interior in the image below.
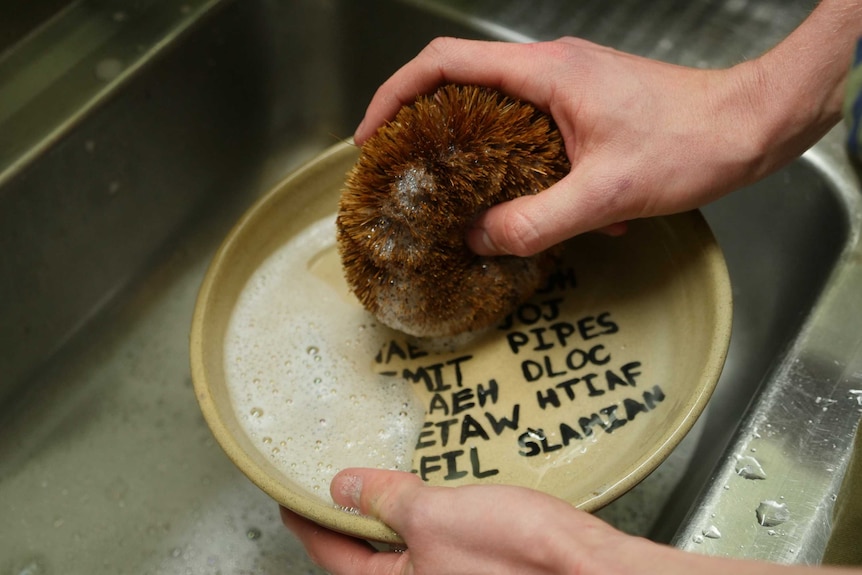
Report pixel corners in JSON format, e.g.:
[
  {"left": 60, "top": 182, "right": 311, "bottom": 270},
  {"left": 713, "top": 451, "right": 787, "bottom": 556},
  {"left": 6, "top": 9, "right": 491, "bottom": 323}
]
[{"left": 190, "top": 142, "right": 732, "bottom": 543}]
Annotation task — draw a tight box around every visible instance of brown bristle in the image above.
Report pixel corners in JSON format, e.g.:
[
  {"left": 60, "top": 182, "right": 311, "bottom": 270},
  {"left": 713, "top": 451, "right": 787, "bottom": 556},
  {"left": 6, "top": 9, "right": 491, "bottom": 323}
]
[{"left": 336, "top": 84, "right": 570, "bottom": 337}]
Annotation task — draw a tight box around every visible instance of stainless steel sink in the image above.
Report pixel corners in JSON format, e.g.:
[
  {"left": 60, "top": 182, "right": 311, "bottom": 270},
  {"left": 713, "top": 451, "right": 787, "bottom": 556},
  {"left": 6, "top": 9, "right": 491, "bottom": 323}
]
[{"left": 2, "top": 0, "right": 861, "bottom": 572}]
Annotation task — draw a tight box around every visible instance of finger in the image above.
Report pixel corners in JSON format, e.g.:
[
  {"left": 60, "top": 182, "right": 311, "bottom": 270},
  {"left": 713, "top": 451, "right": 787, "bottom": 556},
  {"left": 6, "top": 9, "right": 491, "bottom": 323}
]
[
  {"left": 280, "top": 506, "right": 375, "bottom": 562},
  {"left": 466, "top": 212, "right": 628, "bottom": 255},
  {"left": 331, "top": 468, "right": 426, "bottom": 533},
  {"left": 280, "top": 506, "right": 410, "bottom": 575},
  {"left": 355, "top": 37, "right": 564, "bottom": 144},
  {"left": 466, "top": 168, "right": 642, "bottom": 256}
]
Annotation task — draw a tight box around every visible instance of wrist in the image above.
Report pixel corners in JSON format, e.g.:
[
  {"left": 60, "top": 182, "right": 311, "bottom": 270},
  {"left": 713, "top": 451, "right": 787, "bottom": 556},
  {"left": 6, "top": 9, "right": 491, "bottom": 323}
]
[
  {"left": 593, "top": 532, "right": 664, "bottom": 575},
  {"left": 553, "top": 525, "right": 656, "bottom": 575}
]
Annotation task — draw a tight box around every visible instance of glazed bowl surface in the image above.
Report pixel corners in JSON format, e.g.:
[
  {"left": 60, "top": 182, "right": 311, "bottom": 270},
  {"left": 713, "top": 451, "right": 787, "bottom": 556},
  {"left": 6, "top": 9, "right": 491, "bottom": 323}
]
[{"left": 190, "top": 142, "right": 732, "bottom": 543}]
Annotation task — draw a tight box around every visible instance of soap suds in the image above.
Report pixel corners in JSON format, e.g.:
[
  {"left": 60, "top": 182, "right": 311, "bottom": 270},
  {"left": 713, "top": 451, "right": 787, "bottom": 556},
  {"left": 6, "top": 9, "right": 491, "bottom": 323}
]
[{"left": 224, "top": 216, "right": 425, "bottom": 503}]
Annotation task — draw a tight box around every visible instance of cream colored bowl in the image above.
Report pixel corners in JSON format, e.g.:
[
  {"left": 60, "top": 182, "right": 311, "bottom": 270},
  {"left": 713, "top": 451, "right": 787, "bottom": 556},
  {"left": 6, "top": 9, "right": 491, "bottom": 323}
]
[{"left": 190, "top": 142, "right": 732, "bottom": 543}]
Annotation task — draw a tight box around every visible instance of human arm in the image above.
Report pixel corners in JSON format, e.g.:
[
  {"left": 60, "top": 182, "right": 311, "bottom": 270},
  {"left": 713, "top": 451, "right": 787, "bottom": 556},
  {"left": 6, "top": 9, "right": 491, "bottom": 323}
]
[
  {"left": 282, "top": 468, "right": 861, "bottom": 575},
  {"left": 353, "top": 0, "right": 862, "bottom": 257}
]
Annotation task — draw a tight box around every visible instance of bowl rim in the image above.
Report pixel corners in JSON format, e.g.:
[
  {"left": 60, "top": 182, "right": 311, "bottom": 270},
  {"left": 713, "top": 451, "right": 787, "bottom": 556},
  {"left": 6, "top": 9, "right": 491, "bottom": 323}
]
[{"left": 190, "top": 141, "right": 733, "bottom": 543}]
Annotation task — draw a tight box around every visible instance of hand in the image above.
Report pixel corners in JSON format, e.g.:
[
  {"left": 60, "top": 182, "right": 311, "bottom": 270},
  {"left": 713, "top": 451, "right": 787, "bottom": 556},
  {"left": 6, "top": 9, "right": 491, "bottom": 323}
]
[
  {"left": 354, "top": 30, "right": 848, "bottom": 257},
  {"left": 281, "top": 468, "right": 636, "bottom": 575},
  {"left": 282, "top": 469, "right": 860, "bottom": 575}
]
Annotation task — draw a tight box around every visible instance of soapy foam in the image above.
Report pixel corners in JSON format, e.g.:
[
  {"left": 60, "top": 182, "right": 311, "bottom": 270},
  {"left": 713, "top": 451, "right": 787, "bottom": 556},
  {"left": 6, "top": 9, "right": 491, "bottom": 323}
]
[
  {"left": 224, "top": 215, "right": 425, "bottom": 503},
  {"left": 395, "top": 165, "right": 433, "bottom": 213}
]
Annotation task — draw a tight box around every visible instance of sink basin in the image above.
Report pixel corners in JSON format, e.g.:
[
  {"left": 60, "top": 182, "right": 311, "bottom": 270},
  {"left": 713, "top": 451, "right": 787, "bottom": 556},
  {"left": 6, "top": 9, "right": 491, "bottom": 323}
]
[{"left": 1, "top": 0, "right": 860, "bottom": 572}]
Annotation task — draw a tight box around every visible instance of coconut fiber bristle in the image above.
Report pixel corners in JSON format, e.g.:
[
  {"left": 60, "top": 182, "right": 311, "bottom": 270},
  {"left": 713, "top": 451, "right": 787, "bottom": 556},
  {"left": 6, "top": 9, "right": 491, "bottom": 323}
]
[{"left": 336, "top": 84, "right": 570, "bottom": 338}]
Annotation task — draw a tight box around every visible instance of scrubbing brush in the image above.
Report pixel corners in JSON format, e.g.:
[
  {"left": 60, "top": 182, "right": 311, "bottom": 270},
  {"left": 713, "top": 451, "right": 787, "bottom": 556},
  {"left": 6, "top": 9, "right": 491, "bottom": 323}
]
[{"left": 337, "top": 84, "right": 570, "bottom": 338}]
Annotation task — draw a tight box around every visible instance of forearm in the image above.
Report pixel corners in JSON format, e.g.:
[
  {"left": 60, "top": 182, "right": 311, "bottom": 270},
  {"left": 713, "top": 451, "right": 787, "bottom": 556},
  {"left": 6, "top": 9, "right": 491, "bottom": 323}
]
[
  {"left": 772, "top": 0, "right": 862, "bottom": 119},
  {"left": 736, "top": 0, "right": 862, "bottom": 179}
]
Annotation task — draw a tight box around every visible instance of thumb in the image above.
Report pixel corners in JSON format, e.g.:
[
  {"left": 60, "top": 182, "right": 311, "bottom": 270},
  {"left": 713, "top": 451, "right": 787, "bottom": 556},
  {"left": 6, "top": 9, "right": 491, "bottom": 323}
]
[
  {"left": 331, "top": 468, "right": 426, "bottom": 533},
  {"left": 466, "top": 171, "right": 632, "bottom": 256}
]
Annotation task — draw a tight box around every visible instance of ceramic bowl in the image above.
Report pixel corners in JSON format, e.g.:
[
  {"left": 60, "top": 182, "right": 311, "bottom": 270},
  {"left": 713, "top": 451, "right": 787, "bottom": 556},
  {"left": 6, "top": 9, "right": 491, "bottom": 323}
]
[{"left": 190, "top": 141, "right": 732, "bottom": 543}]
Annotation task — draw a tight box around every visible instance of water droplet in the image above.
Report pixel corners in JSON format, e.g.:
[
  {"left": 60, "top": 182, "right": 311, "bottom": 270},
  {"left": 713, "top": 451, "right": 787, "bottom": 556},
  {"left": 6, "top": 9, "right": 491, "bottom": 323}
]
[
  {"left": 10, "top": 556, "right": 47, "bottom": 575},
  {"left": 735, "top": 455, "right": 767, "bottom": 480},
  {"left": 170, "top": 547, "right": 182, "bottom": 558},
  {"left": 692, "top": 534, "right": 704, "bottom": 544},
  {"left": 95, "top": 58, "right": 124, "bottom": 81},
  {"left": 756, "top": 500, "right": 790, "bottom": 527},
  {"left": 246, "top": 527, "right": 261, "bottom": 540},
  {"left": 105, "top": 476, "right": 130, "bottom": 502},
  {"left": 306, "top": 346, "right": 319, "bottom": 356},
  {"left": 702, "top": 525, "right": 722, "bottom": 539},
  {"left": 250, "top": 407, "right": 264, "bottom": 418},
  {"left": 262, "top": 436, "right": 272, "bottom": 444}
]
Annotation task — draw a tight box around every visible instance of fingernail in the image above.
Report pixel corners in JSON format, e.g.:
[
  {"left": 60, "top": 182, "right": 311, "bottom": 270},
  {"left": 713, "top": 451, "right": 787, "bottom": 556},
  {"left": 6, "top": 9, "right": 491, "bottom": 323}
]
[
  {"left": 468, "top": 227, "right": 503, "bottom": 255},
  {"left": 598, "top": 222, "right": 629, "bottom": 237},
  {"left": 480, "top": 230, "right": 497, "bottom": 253},
  {"left": 338, "top": 473, "right": 363, "bottom": 507},
  {"left": 353, "top": 120, "right": 366, "bottom": 144}
]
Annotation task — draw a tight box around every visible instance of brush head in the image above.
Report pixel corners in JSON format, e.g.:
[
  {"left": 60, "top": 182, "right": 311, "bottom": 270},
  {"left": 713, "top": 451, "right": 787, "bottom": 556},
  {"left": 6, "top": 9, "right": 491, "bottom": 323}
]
[{"left": 337, "top": 84, "right": 570, "bottom": 338}]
